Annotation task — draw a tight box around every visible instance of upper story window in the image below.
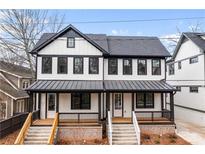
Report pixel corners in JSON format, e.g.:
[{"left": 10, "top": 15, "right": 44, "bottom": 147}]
[
  {"left": 152, "top": 59, "right": 161, "bottom": 75},
  {"left": 190, "top": 86, "right": 199, "bottom": 93},
  {"left": 73, "top": 57, "right": 83, "bottom": 74},
  {"left": 176, "top": 86, "right": 181, "bottom": 92},
  {"left": 89, "top": 57, "right": 99, "bottom": 74},
  {"left": 123, "top": 59, "right": 132, "bottom": 75},
  {"left": 71, "top": 93, "right": 90, "bottom": 110},
  {"left": 178, "top": 61, "right": 182, "bottom": 69},
  {"left": 190, "top": 56, "right": 198, "bottom": 64},
  {"left": 58, "top": 57, "right": 67, "bottom": 74},
  {"left": 67, "top": 37, "right": 75, "bottom": 48},
  {"left": 138, "top": 59, "right": 147, "bottom": 75},
  {"left": 169, "top": 63, "right": 174, "bottom": 75},
  {"left": 136, "top": 93, "right": 154, "bottom": 108},
  {"left": 42, "top": 57, "right": 52, "bottom": 74},
  {"left": 108, "top": 58, "right": 118, "bottom": 75},
  {"left": 22, "top": 81, "right": 29, "bottom": 89}
]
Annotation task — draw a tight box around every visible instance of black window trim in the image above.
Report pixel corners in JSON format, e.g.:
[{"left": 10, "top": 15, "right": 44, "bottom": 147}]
[
  {"left": 136, "top": 92, "right": 154, "bottom": 108},
  {"left": 178, "top": 61, "right": 182, "bottom": 70},
  {"left": 89, "top": 57, "right": 99, "bottom": 74},
  {"left": 137, "top": 59, "right": 147, "bottom": 75},
  {"left": 67, "top": 37, "right": 75, "bottom": 48},
  {"left": 71, "top": 93, "right": 91, "bottom": 110},
  {"left": 73, "top": 57, "right": 84, "bottom": 74},
  {"left": 108, "top": 58, "right": 118, "bottom": 75},
  {"left": 123, "top": 58, "right": 132, "bottom": 75},
  {"left": 169, "top": 63, "right": 175, "bottom": 75},
  {"left": 189, "top": 56, "right": 198, "bottom": 64},
  {"left": 42, "top": 56, "right": 52, "bottom": 74},
  {"left": 152, "top": 59, "right": 161, "bottom": 75},
  {"left": 189, "top": 86, "right": 199, "bottom": 93},
  {"left": 47, "top": 93, "right": 56, "bottom": 111},
  {"left": 57, "top": 57, "right": 68, "bottom": 74}
]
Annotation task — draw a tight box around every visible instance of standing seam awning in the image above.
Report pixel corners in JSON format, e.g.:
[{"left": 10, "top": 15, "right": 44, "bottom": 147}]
[{"left": 26, "top": 80, "right": 176, "bottom": 92}]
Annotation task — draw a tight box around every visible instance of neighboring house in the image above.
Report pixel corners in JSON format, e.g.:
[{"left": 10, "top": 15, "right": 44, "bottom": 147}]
[
  {"left": 0, "top": 61, "right": 34, "bottom": 120},
  {"left": 166, "top": 32, "right": 205, "bottom": 126},
  {"left": 26, "top": 25, "right": 175, "bottom": 125}
]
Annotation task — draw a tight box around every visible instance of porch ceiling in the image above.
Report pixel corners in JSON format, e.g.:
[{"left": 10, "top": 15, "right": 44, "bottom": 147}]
[{"left": 26, "top": 80, "right": 176, "bottom": 92}]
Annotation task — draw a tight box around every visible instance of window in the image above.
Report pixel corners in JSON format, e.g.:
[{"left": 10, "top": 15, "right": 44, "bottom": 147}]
[
  {"left": 123, "top": 59, "right": 132, "bottom": 75},
  {"left": 152, "top": 59, "right": 161, "bottom": 75},
  {"left": 89, "top": 57, "right": 99, "bottom": 74},
  {"left": 190, "top": 56, "right": 198, "bottom": 64},
  {"left": 22, "top": 81, "right": 29, "bottom": 89},
  {"left": 71, "top": 93, "right": 90, "bottom": 109},
  {"left": 67, "top": 37, "right": 75, "bottom": 48},
  {"left": 114, "top": 93, "right": 122, "bottom": 109},
  {"left": 178, "top": 61, "right": 182, "bottom": 69},
  {"left": 136, "top": 93, "right": 154, "bottom": 108},
  {"left": 48, "top": 93, "right": 56, "bottom": 111},
  {"left": 73, "top": 57, "right": 83, "bottom": 74},
  {"left": 108, "top": 58, "right": 118, "bottom": 75},
  {"left": 42, "top": 57, "right": 52, "bottom": 74},
  {"left": 176, "top": 86, "right": 181, "bottom": 92},
  {"left": 138, "top": 59, "right": 147, "bottom": 75},
  {"left": 169, "top": 64, "right": 174, "bottom": 75},
  {"left": 58, "top": 57, "right": 67, "bottom": 74},
  {"left": 0, "top": 102, "right": 6, "bottom": 119},
  {"left": 190, "top": 86, "right": 199, "bottom": 93}
]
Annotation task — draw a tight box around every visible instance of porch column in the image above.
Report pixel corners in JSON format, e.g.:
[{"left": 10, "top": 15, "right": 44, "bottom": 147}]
[
  {"left": 170, "top": 92, "right": 174, "bottom": 122},
  {"left": 56, "top": 93, "right": 59, "bottom": 113},
  {"left": 106, "top": 92, "right": 110, "bottom": 118},
  {"left": 98, "top": 93, "right": 101, "bottom": 122},
  {"left": 132, "top": 93, "right": 134, "bottom": 111},
  {"left": 29, "top": 92, "right": 33, "bottom": 112},
  {"left": 38, "top": 93, "right": 41, "bottom": 119}
]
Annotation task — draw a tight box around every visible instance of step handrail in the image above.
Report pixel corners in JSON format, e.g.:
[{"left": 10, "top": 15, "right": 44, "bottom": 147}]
[
  {"left": 132, "top": 111, "right": 140, "bottom": 145},
  {"left": 14, "top": 112, "right": 32, "bottom": 144},
  {"left": 107, "top": 111, "right": 112, "bottom": 145},
  {"left": 48, "top": 113, "right": 59, "bottom": 145}
]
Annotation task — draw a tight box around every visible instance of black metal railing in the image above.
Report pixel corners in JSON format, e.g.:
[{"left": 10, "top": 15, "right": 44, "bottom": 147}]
[
  {"left": 134, "top": 110, "right": 172, "bottom": 122},
  {"left": 0, "top": 112, "right": 29, "bottom": 138},
  {"left": 32, "top": 110, "right": 40, "bottom": 122},
  {"left": 58, "top": 112, "right": 100, "bottom": 123}
]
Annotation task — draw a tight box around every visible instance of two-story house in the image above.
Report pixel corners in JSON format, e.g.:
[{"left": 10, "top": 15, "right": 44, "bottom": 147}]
[
  {"left": 166, "top": 32, "right": 205, "bottom": 127},
  {"left": 27, "top": 25, "right": 175, "bottom": 125},
  {"left": 0, "top": 61, "right": 34, "bottom": 120}
]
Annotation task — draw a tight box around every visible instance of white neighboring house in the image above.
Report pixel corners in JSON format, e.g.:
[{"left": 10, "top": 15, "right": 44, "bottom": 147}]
[
  {"left": 166, "top": 32, "right": 205, "bottom": 127},
  {"left": 27, "top": 25, "right": 176, "bottom": 125},
  {"left": 0, "top": 61, "right": 34, "bottom": 120}
]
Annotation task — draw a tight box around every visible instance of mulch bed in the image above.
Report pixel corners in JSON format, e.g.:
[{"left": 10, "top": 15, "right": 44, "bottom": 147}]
[
  {"left": 0, "top": 130, "right": 20, "bottom": 145},
  {"left": 141, "top": 131, "right": 191, "bottom": 145}
]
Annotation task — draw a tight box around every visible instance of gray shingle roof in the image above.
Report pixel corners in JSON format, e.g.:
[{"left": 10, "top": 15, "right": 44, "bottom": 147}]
[
  {"left": 26, "top": 80, "right": 175, "bottom": 92},
  {"left": 0, "top": 79, "right": 29, "bottom": 99},
  {"left": 0, "top": 61, "right": 34, "bottom": 78},
  {"left": 32, "top": 25, "right": 170, "bottom": 57}
]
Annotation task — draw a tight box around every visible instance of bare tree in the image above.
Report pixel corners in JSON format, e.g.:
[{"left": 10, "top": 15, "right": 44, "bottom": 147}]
[{"left": 0, "top": 10, "right": 65, "bottom": 77}]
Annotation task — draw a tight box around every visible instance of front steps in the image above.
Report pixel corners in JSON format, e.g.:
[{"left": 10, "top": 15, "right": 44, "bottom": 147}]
[
  {"left": 112, "top": 124, "right": 138, "bottom": 145},
  {"left": 24, "top": 126, "right": 52, "bottom": 145}
]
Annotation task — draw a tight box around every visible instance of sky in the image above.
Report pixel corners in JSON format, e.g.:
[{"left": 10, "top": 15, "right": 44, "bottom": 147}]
[{"left": 48, "top": 9, "right": 205, "bottom": 37}]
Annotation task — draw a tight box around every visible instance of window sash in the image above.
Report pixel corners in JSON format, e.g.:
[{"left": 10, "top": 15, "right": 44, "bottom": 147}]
[
  {"left": 152, "top": 59, "right": 161, "bottom": 75},
  {"left": 73, "top": 57, "right": 83, "bottom": 74},
  {"left": 48, "top": 93, "right": 56, "bottom": 111},
  {"left": 178, "top": 61, "right": 182, "bottom": 69},
  {"left": 58, "top": 57, "right": 67, "bottom": 74},
  {"left": 138, "top": 59, "right": 147, "bottom": 75},
  {"left": 42, "top": 57, "right": 52, "bottom": 74},
  {"left": 71, "top": 93, "right": 90, "bottom": 110},
  {"left": 190, "top": 56, "right": 198, "bottom": 64},
  {"left": 169, "top": 64, "right": 174, "bottom": 75},
  {"left": 67, "top": 37, "right": 75, "bottom": 48},
  {"left": 108, "top": 59, "right": 118, "bottom": 75},
  {"left": 123, "top": 59, "right": 132, "bottom": 75},
  {"left": 89, "top": 57, "right": 99, "bottom": 74},
  {"left": 190, "top": 87, "right": 199, "bottom": 93},
  {"left": 136, "top": 93, "right": 154, "bottom": 108}
]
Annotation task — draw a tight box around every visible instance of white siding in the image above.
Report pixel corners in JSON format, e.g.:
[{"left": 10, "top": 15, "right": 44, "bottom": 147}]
[
  {"left": 40, "top": 93, "right": 45, "bottom": 119},
  {"left": 104, "top": 59, "right": 165, "bottom": 80},
  {"left": 38, "top": 37, "right": 103, "bottom": 56}
]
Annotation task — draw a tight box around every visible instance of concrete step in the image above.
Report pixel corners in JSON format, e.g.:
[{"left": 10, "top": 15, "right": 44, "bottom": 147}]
[
  {"left": 112, "top": 133, "right": 136, "bottom": 137},
  {"left": 24, "top": 140, "right": 48, "bottom": 145},
  {"left": 25, "top": 136, "right": 49, "bottom": 141},
  {"left": 112, "top": 140, "right": 137, "bottom": 145},
  {"left": 113, "top": 137, "right": 137, "bottom": 141}
]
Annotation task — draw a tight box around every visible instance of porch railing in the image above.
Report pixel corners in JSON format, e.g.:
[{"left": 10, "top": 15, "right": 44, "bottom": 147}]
[
  {"left": 132, "top": 111, "right": 140, "bottom": 145},
  {"left": 48, "top": 113, "right": 59, "bottom": 145},
  {"left": 58, "top": 112, "right": 99, "bottom": 123},
  {"left": 107, "top": 111, "right": 112, "bottom": 145},
  {"left": 134, "top": 110, "right": 172, "bottom": 122}
]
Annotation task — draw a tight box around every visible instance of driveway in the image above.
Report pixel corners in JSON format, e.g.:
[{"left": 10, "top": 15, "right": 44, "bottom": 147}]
[{"left": 175, "top": 119, "right": 205, "bottom": 145}]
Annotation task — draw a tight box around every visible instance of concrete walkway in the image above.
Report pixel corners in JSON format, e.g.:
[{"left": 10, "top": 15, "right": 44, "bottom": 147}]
[{"left": 175, "top": 119, "right": 205, "bottom": 145}]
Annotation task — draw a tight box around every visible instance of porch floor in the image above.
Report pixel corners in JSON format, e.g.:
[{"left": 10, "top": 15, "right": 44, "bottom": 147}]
[
  {"left": 112, "top": 117, "right": 132, "bottom": 124},
  {"left": 137, "top": 117, "right": 173, "bottom": 124},
  {"left": 59, "top": 119, "right": 100, "bottom": 126},
  {"left": 32, "top": 119, "right": 54, "bottom": 126}
]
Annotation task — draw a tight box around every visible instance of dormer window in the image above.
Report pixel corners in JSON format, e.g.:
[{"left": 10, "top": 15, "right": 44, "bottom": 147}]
[
  {"left": 67, "top": 37, "right": 75, "bottom": 48},
  {"left": 22, "top": 81, "right": 29, "bottom": 89}
]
